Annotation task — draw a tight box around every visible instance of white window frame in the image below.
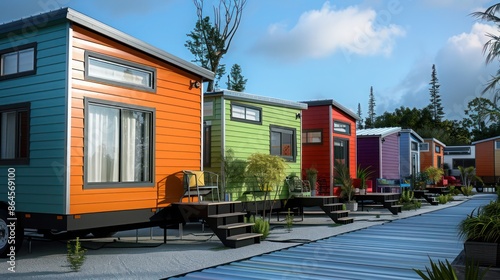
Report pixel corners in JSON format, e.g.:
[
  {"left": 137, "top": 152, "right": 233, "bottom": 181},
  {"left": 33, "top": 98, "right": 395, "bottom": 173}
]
[
  {"left": 496, "top": 140, "right": 500, "bottom": 150},
  {"left": 420, "top": 143, "right": 429, "bottom": 152},
  {"left": 230, "top": 103, "right": 262, "bottom": 124},
  {"left": 85, "top": 52, "right": 156, "bottom": 92}
]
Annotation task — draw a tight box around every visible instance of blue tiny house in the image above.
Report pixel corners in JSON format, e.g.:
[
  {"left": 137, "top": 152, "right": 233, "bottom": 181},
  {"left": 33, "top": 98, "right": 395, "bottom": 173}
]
[{"left": 399, "top": 129, "right": 423, "bottom": 179}]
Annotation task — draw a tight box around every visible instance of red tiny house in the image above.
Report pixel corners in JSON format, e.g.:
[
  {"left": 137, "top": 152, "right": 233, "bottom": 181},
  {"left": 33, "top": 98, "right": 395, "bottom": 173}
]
[{"left": 302, "top": 100, "right": 359, "bottom": 195}]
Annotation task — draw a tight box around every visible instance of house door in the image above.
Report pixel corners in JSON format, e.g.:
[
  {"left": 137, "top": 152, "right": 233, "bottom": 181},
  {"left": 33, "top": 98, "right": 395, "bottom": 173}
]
[{"left": 411, "top": 152, "right": 418, "bottom": 177}]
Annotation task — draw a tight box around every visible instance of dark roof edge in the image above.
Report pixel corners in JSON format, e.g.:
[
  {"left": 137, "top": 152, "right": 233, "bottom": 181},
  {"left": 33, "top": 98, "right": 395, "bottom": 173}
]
[
  {"left": 0, "top": 8, "right": 215, "bottom": 81},
  {"left": 301, "top": 99, "right": 360, "bottom": 120},
  {"left": 471, "top": 135, "right": 500, "bottom": 145}
]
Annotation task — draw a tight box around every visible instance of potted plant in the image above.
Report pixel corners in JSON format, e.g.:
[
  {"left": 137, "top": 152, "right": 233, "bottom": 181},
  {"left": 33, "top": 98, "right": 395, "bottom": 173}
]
[
  {"left": 424, "top": 166, "right": 444, "bottom": 187},
  {"left": 355, "top": 165, "right": 373, "bottom": 195},
  {"left": 458, "top": 200, "right": 500, "bottom": 267},
  {"left": 306, "top": 166, "right": 318, "bottom": 196},
  {"left": 335, "top": 161, "right": 357, "bottom": 211}
]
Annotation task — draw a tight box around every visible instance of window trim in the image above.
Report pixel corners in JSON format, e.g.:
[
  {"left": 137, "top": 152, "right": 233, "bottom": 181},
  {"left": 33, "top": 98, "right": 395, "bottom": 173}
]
[
  {"left": 0, "top": 42, "right": 37, "bottom": 80},
  {"left": 84, "top": 98, "right": 155, "bottom": 189},
  {"left": 420, "top": 143, "right": 429, "bottom": 152},
  {"left": 0, "top": 102, "right": 30, "bottom": 165},
  {"left": 302, "top": 129, "right": 323, "bottom": 144},
  {"left": 84, "top": 51, "right": 156, "bottom": 93},
  {"left": 334, "top": 137, "right": 349, "bottom": 168},
  {"left": 411, "top": 142, "right": 419, "bottom": 151},
  {"left": 204, "top": 100, "right": 214, "bottom": 117},
  {"left": 435, "top": 145, "right": 441, "bottom": 153},
  {"left": 270, "top": 125, "right": 296, "bottom": 162},
  {"left": 333, "top": 121, "right": 351, "bottom": 135},
  {"left": 230, "top": 102, "right": 262, "bottom": 124},
  {"left": 496, "top": 140, "right": 500, "bottom": 150}
]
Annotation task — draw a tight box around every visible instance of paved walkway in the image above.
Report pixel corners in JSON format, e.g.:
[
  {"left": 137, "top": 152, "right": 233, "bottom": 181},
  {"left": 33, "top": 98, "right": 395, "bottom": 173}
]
[
  {"left": 0, "top": 194, "right": 495, "bottom": 279},
  {"left": 168, "top": 195, "right": 495, "bottom": 280}
]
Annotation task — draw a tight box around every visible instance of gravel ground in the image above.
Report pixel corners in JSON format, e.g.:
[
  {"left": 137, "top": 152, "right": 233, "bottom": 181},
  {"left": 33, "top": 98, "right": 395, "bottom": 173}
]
[{"left": 0, "top": 196, "right": 475, "bottom": 279}]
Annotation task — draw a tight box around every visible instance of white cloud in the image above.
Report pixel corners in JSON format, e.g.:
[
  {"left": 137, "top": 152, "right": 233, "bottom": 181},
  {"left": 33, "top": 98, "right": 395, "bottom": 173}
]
[
  {"left": 385, "top": 22, "right": 499, "bottom": 120},
  {"left": 252, "top": 2, "right": 405, "bottom": 61}
]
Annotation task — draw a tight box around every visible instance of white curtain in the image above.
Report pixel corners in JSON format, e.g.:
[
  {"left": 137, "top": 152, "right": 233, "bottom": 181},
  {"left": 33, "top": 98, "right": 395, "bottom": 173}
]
[
  {"left": 120, "top": 110, "right": 150, "bottom": 182},
  {"left": 1, "top": 111, "right": 16, "bottom": 159},
  {"left": 88, "top": 105, "right": 119, "bottom": 182}
]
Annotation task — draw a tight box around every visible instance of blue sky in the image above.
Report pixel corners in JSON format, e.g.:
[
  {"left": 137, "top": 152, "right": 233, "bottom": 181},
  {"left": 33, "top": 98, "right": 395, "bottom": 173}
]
[{"left": 1, "top": 0, "right": 499, "bottom": 121}]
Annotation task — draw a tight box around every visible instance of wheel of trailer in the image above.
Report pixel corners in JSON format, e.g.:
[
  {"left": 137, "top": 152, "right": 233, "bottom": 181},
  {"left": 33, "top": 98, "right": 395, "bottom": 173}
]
[{"left": 0, "top": 208, "right": 24, "bottom": 258}]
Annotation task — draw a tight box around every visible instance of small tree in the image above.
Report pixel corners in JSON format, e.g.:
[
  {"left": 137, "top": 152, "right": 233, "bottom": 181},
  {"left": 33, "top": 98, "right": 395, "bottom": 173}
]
[
  {"left": 226, "top": 64, "right": 247, "bottom": 91},
  {"left": 366, "top": 86, "right": 376, "bottom": 128},
  {"left": 246, "top": 153, "right": 288, "bottom": 221},
  {"left": 222, "top": 148, "right": 247, "bottom": 198},
  {"left": 356, "top": 103, "right": 363, "bottom": 129},
  {"left": 458, "top": 166, "right": 483, "bottom": 187}
]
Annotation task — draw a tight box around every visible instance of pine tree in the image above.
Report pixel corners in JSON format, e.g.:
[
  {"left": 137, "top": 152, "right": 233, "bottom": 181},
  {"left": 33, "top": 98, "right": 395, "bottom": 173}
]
[
  {"left": 365, "top": 86, "right": 376, "bottom": 128},
  {"left": 356, "top": 103, "right": 363, "bottom": 129},
  {"left": 428, "top": 64, "right": 444, "bottom": 123},
  {"left": 226, "top": 64, "right": 247, "bottom": 92}
]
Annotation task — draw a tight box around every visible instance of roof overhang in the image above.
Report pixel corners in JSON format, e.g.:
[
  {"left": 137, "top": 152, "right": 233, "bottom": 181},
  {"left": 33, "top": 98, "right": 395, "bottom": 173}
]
[{"left": 0, "top": 8, "right": 215, "bottom": 81}]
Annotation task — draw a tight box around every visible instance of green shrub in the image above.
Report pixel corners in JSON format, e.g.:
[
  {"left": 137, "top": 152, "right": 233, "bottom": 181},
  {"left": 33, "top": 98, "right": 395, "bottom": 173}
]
[
  {"left": 246, "top": 215, "right": 270, "bottom": 240},
  {"left": 413, "top": 257, "right": 487, "bottom": 280},
  {"left": 437, "top": 194, "right": 448, "bottom": 204},
  {"left": 285, "top": 208, "right": 293, "bottom": 232},
  {"left": 462, "top": 186, "right": 474, "bottom": 196},
  {"left": 67, "top": 237, "right": 86, "bottom": 272},
  {"left": 400, "top": 190, "right": 414, "bottom": 204}
]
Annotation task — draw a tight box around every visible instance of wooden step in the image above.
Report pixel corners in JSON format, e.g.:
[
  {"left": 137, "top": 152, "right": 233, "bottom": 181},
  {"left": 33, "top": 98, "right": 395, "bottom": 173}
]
[
  {"left": 225, "top": 233, "right": 263, "bottom": 248},
  {"left": 218, "top": 222, "right": 254, "bottom": 230},
  {"left": 336, "top": 217, "right": 354, "bottom": 224},
  {"left": 330, "top": 210, "right": 349, "bottom": 215},
  {"left": 323, "top": 203, "right": 343, "bottom": 207},
  {"left": 207, "top": 212, "right": 246, "bottom": 219},
  {"left": 226, "top": 232, "right": 263, "bottom": 241}
]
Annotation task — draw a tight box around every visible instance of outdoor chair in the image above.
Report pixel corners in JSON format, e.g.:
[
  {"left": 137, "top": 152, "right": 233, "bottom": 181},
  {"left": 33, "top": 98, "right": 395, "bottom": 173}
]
[
  {"left": 286, "top": 176, "right": 311, "bottom": 196},
  {"left": 182, "top": 170, "right": 220, "bottom": 202}
]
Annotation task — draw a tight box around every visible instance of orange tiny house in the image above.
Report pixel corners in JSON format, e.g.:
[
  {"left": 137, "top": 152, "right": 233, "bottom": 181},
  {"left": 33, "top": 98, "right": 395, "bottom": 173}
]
[
  {"left": 301, "top": 100, "right": 359, "bottom": 196},
  {"left": 472, "top": 136, "right": 500, "bottom": 185},
  {"left": 420, "top": 138, "right": 446, "bottom": 171},
  {"left": 0, "top": 8, "right": 218, "bottom": 254}
]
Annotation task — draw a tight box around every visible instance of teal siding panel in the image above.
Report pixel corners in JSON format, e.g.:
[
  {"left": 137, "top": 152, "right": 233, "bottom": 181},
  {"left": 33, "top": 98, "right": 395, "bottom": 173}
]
[{"left": 0, "top": 21, "right": 68, "bottom": 214}]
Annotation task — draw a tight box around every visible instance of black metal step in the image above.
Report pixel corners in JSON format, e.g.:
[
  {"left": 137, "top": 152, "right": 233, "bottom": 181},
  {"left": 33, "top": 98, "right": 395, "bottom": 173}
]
[{"left": 225, "top": 233, "right": 263, "bottom": 248}]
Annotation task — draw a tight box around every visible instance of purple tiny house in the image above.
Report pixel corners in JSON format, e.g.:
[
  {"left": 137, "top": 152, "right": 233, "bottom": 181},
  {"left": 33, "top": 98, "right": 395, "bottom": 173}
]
[{"left": 357, "top": 127, "right": 402, "bottom": 188}]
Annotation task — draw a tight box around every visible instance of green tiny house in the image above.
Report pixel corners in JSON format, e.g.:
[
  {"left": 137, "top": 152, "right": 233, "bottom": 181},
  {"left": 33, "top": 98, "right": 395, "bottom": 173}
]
[{"left": 203, "top": 90, "right": 307, "bottom": 201}]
